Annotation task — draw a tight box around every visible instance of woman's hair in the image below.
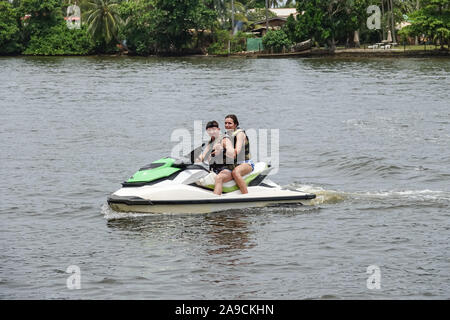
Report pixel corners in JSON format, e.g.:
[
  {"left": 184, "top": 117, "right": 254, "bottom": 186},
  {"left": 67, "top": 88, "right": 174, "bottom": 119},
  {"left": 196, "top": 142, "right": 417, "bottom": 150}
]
[{"left": 225, "top": 114, "right": 239, "bottom": 127}]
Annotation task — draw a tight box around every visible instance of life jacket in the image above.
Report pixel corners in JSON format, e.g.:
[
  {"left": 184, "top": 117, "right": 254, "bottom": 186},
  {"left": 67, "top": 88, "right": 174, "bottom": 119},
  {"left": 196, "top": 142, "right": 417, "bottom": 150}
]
[{"left": 224, "top": 128, "right": 251, "bottom": 170}]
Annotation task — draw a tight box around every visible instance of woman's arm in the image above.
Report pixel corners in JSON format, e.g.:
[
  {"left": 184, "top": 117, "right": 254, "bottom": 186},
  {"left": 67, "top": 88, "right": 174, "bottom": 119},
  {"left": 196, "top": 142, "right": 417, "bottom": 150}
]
[
  {"left": 223, "top": 137, "right": 235, "bottom": 160},
  {"left": 234, "top": 132, "right": 246, "bottom": 159}
]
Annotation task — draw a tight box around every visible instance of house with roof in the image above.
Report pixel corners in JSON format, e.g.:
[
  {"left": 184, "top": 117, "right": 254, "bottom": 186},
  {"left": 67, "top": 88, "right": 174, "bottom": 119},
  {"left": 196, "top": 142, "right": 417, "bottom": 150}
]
[{"left": 248, "top": 8, "right": 300, "bottom": 36}]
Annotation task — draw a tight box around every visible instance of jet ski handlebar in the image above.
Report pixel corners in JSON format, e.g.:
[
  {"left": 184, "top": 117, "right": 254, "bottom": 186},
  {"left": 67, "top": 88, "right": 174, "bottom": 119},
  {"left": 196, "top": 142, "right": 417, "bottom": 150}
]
[{"left": 173, "top": 157, "right": 210, "bottom": 172}]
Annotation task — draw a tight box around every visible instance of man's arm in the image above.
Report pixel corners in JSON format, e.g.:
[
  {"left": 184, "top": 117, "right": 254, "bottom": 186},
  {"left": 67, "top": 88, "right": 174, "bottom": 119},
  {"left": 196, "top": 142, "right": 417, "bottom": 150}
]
[{"left": 196, "top": 144, "right": 210, "bottom": 163}]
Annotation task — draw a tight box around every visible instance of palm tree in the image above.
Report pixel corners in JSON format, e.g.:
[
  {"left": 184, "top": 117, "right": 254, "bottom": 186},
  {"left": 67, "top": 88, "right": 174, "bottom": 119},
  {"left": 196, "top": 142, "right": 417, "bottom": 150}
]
[
  {"left": 82, "top": 0, "right": 122, "bottom": 44},
  {"left": 214, "top": 0, "right": 228, "bottom": 27},
  {"left": 214, "top": 0, "right": 250, "bottom": 30},
  {"left": 283, "top": 0, "right": 295, "bottom": 7},
  {"left": 267, "top": 0, "right": 283, "bottom": 8}
]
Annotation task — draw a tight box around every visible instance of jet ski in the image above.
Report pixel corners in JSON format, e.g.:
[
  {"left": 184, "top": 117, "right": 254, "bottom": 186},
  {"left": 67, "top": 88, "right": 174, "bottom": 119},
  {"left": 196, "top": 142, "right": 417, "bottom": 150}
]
[{"left": 107, "top": 156, "right": 316, "bottom": 214}]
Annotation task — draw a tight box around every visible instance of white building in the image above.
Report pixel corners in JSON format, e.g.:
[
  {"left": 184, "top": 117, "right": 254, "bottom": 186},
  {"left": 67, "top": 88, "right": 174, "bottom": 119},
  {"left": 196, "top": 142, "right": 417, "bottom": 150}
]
[{"left": 268, "top": 8, "right": 299, "bottom": 19}]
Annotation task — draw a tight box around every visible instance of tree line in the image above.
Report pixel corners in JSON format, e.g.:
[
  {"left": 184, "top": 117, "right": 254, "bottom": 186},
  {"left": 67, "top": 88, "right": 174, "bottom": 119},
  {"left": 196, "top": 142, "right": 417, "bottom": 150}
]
[
  {"left": 0, "top": 0, "right": 448, "bottom": 55},
  {"left": 280, "top": 0, "right": 449, "bottom": 52},
  {"left": 0, "top": 0, "right": 278, "bottom": 55}
]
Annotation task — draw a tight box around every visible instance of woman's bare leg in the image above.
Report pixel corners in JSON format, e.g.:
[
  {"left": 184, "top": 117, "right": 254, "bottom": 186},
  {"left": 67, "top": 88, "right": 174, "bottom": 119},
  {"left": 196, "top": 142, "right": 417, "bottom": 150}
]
[
  {"left": 214, "top": 170, "right": 233, "bottom": 195},
  {"left": 232, "top": 164, "right": 252, "bottom": 194}
]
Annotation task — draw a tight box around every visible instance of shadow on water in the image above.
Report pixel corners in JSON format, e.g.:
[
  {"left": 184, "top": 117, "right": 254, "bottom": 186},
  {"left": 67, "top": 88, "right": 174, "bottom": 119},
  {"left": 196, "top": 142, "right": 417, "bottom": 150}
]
[
  {"left": 105, "top": 209, "right": 256, "bottom": 256},
  {"left": 202, "top": 212, "right": 256, "bottom": 256}
]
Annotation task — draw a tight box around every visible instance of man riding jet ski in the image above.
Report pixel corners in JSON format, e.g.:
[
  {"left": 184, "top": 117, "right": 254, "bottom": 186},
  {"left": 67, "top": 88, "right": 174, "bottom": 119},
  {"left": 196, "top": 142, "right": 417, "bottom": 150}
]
[
  {"left": 107, "top": 155, "right": 315, "bottom": 214},
  {"left": 107, "top": 131, "right": 316, "bottom": 214}
]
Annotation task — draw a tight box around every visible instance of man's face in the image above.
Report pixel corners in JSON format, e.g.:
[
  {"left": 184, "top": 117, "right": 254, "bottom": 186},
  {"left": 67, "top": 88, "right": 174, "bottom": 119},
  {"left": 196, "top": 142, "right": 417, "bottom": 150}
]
[{"left": 206, "top": 127, "right": 220, "bottom": 137}]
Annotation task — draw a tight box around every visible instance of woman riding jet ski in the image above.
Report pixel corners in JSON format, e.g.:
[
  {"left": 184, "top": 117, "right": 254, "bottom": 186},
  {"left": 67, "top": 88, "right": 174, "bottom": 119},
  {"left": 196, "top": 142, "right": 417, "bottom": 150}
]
[
  {"left": 197, "top": 115, "right": 255, "bottom": 196},
  {"left": 107, "top": 156, "right": 316, "bottom": 214},
  {"left": 196, "top": 119, "right": 245, "bottom": 195},
  {"left": 107, "top": 118, "right": 316, "bottom": 214},
  {"left": 219, "top": 114, "right": 254, "bottom": 195}
]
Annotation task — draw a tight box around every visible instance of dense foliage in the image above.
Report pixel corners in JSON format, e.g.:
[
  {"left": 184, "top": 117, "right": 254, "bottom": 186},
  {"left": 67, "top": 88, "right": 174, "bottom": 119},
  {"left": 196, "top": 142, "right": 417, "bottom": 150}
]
[
  {"left": 0, "top": 0, "right": 95, "bottom": 55},
  {"left": 291, "top": 0, "right": 369, "bottom": 51},
  {"left": 153, "top": 0, "right": 217, "bottom": 53},
  {"left": 82, "top": 0, "right": 123, "bottom": 48},
  {"left": 207, "top": 29, "right": 249, "bottom": 54},
  {"left": 23, "top": 22, "right": 95, "bottom": 55},
  {"left": 0, "top": 0, "right": 448, "bottom": 55},
  {"left": 0, "top": 1, "right": 22, "bottom": 54},
  {"left": 400, "top": 0, "right": 449, "bottom": 49},
  {"left": 118, "top": 0, "right": 158, "bottom": 55},
  {"left": 262, "top": 29, "right": 291, "bottom": 52},
  {"left": 282, "top": 0, "right": 449, "bottom": 51}
]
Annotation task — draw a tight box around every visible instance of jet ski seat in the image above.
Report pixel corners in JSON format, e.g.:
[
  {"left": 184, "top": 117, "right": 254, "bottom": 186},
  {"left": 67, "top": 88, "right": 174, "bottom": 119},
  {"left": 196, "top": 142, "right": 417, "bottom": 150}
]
[{"left": 195, "top": 162, "right": 271, "bottom": 193}]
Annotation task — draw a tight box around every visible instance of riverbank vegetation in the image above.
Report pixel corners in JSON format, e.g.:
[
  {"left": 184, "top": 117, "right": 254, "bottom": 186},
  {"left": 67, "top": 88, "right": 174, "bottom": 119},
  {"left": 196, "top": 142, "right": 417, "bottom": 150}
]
[
  {"left": 278, "top": 0, "right": 449, "bottom": 54},
  {"left": 0, "top": 0, "right": 448, "bottom": 56}
]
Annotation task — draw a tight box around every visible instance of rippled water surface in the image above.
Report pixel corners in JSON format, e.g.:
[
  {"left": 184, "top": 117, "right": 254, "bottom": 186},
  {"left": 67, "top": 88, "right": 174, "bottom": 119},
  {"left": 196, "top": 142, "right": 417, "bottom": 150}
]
[{"left": 0, "top": 56, "right": 449, "bottom": 299}]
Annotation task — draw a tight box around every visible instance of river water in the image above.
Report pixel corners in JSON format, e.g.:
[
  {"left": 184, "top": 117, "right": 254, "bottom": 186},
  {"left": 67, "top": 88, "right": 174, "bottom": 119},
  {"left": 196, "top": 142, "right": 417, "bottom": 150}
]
[{"left": 0, "top": 56, "right": 449, "bottom": 299}]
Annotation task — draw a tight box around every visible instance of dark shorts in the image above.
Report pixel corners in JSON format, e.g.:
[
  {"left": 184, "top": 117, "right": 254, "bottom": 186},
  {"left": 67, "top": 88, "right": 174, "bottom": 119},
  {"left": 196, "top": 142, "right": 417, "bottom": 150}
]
[{"left": 211, "top": 165, "right": 231, "bottom": 175}]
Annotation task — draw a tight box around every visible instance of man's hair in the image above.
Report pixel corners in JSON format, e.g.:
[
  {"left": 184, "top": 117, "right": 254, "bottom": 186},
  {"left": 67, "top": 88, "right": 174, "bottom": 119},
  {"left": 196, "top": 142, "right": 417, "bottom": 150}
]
[{"left": 206, "top": 120, "right": 219, "bottom": 129}]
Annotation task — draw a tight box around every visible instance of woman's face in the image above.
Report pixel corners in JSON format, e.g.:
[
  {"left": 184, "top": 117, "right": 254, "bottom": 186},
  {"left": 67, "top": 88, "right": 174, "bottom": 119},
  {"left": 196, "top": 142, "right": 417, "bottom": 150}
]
[{"left": 225, "top": 118, "right": 236, "bottom": 131}]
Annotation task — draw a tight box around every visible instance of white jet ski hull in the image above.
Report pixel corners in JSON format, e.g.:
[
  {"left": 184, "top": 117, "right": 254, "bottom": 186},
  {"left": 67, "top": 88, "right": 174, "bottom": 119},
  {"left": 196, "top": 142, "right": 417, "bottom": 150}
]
[
  {"left": 108, "top": 199, "right": 312, "bottom": 214},
  {"left": 107, "top": 182, "right": 315, "bottom": 214}
]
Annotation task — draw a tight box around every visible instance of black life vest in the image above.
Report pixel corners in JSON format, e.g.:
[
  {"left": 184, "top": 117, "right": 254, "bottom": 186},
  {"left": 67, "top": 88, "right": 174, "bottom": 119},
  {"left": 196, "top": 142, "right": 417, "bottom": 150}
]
[{"left": 224, "top": 128, "right": 251, "bottom": 170}]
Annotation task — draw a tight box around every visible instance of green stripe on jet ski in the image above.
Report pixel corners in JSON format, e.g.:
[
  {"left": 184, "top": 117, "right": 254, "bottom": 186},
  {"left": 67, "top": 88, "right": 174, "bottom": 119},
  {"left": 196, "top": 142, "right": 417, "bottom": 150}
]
[{"left": 126, "top": 158, "right": 180, "bottom": 183}]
